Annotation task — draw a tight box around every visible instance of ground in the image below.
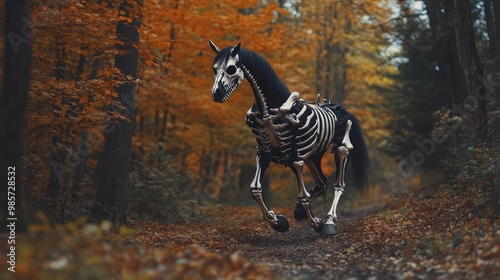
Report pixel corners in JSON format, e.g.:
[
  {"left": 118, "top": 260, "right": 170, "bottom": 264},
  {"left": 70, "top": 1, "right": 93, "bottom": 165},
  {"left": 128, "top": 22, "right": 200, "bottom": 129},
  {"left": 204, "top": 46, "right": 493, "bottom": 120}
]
[
  {"left": 129, "top": 186, "right": 499, "bottom": 279},
  {"left": 1, "top": 184, "right": 499, "bottom": 279}
]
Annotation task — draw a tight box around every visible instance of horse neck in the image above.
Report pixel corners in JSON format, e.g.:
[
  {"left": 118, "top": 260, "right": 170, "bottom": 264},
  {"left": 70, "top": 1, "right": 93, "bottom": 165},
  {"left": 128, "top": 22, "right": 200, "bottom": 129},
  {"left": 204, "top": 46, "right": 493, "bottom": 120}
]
[{"left": 239, "top": 50, "right": 290, "bottom": 116}]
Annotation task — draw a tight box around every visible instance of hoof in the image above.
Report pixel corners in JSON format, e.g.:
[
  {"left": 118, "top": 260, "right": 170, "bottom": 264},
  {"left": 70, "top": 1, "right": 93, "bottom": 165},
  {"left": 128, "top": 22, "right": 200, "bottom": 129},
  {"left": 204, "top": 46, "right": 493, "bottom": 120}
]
[
  {"left": 294, "top": 203, "right": 307, "bottom": 221},
  {"left": 322, "top": 223, "right": 338, "bottom": 235},
  {"left": 271, "top": 215, "right": 289, "bottom": 232},
  {"left": 313, "top": 219, "right": 325, "bottom": 233}
]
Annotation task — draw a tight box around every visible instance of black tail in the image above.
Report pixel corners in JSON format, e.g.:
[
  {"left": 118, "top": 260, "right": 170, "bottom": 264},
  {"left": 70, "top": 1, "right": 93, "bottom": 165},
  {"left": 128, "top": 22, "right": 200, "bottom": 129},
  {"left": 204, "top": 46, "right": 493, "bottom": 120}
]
[{"left": 348, "top": 113, "right": 370, "bottom": 195}]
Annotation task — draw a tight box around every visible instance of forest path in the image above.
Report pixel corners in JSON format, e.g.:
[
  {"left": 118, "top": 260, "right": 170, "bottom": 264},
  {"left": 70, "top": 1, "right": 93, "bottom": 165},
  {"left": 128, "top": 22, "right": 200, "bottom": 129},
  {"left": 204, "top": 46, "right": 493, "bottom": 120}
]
[
  {"left": 1, "top": 187, "right": 497, "bottom": 280},
  {"left": 133, "top": 187, "right": 500, "bottom": 279},
  {"left": 227, "top": 206, "right": 386, "bottom": 279}
]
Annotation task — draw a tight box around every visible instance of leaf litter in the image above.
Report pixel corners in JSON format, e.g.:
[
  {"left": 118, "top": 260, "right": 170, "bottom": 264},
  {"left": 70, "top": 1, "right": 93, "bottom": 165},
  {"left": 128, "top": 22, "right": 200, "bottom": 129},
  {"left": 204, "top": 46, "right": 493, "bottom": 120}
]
[{"left": 1, "top": 185, "right": 498, "bottom": 279}]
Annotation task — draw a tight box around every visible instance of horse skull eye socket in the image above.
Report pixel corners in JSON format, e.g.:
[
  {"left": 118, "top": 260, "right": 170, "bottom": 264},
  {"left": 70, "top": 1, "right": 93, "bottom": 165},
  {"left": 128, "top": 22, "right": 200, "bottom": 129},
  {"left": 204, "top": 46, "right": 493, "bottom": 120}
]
[{"left": 226, "top": 65, "right": 237, "bottom": 75}]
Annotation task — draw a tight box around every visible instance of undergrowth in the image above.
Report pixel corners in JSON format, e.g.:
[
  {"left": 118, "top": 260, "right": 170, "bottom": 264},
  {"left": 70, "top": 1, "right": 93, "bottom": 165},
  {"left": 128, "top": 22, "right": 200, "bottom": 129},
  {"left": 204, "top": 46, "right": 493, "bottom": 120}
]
[
  {"left": 439, "top": 145, "right": 499, "bottom": 221},
  {"left": 127, "top": 157, "right": 201, "bottom": 223},
  {"left": 0, "top": 215, "right": 275, "bottom": 280}
]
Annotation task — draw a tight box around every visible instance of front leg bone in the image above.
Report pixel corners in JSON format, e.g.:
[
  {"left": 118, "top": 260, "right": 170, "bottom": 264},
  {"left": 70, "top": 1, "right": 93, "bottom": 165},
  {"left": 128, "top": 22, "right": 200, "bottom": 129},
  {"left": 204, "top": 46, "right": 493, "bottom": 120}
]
[
  {"left": 250, "top": 155, "right": 289, "bottom": 232},
  {"left": 250, "top": 155, "right": 275, "bottom": 222}
]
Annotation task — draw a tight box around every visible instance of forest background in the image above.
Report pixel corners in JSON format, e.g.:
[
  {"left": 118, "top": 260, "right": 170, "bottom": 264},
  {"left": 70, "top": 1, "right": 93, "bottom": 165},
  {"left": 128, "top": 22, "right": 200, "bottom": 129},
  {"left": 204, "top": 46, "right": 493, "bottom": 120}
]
[
  {"left": 0, "top": 0, "right": 498, "bottom": 233},
  {"left": 0, "top": 0, "right": 499, "bottom": 278}
]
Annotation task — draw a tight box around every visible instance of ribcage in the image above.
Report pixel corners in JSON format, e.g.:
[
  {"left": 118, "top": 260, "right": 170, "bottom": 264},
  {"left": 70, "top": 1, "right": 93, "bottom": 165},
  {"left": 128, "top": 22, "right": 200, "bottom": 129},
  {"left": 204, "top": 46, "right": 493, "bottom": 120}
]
[
  {"left": 246, "top": 102, "right": 340, "bottom": 164},
  {"left": 295, "top": 104, "right": 337, "bottom": 158}
]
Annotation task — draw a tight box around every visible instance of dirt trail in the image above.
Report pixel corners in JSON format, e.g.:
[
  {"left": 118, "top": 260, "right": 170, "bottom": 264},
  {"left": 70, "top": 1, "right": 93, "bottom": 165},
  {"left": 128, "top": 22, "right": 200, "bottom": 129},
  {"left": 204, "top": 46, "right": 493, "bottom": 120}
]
[
  {"left": 133, "top": 188, "right": 499, "bottom": 279},
  {"left": 1, "top": 189, "right": 497, "bottom": 280},
  {"left": 216, "top": 206, "right": 393, "bottom": 279},
  {"left": 217, "top": 192, "right": 499, "bottom": 280}
]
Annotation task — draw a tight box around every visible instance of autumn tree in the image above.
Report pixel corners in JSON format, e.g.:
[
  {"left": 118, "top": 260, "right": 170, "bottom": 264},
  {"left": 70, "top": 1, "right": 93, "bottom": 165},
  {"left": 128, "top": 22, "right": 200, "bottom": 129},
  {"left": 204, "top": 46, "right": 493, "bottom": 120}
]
[
  {"left": 19, "top": 1, "right": 122, "bottom": 220},
  {"left": 131, "top": 0, "right": 292, "bottom": 203},
  {"left": 91, "top": 0, "right": 142, "bottom": 223},
  {"left": 482, "top": 0, "right": 500, "bottom": 138},
  {"left": 11, "top": 0, "right": 411, "bottom": 220},
  {"left": 385, "top": 0, "right": 498, "bottom": 190},
  {"left": 291, "top": 0, "right": 394, "bottom": 106},
  {"left": 484, "top": 0, "right": 499, "bottom": 54},
  {"left": 388, "top": 1, "right": 454, "bottom": 158},
  {"left": 0, "top": 0, "right": 31, "bottom": 232},
  {"left": 453, "top": 0, "right": 489, "bottom": 143},
  {"left": 394, "top": 0, "right": 494, "bottom": 148}
]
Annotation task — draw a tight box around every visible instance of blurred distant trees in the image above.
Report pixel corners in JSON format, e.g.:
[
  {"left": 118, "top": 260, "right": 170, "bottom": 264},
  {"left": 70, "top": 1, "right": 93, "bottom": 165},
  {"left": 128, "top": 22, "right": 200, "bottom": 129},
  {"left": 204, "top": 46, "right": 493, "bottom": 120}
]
[{"left": 386, "top": 0, "right": 499, "bottom": 171}]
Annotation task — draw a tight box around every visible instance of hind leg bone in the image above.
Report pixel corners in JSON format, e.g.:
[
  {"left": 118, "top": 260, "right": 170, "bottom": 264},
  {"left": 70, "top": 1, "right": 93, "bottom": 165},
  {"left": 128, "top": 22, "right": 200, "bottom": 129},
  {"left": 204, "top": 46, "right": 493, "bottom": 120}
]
[
  {"left": 292, "top": 161, "right": 324, "bottom": 233},
  {"left": 324, "top": 146, "right": 349, "bottom": 235},
  {"left": 304, "top": 158, "right": 328, "bottom": 200},
  {"left": 324, "top": 121, "right": 354, "bottom": 235},
  {"left": 294, "top": 159, "right": 328, "bottom": 221}
]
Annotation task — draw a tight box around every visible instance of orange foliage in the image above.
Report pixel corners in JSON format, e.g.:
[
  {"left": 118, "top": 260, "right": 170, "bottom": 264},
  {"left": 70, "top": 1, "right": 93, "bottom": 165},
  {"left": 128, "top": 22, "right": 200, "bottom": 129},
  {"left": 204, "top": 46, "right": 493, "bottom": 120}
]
[
  {"left": 24, "top": 1, "right": 121, "bottom": 193},
  {"left": 19, "top": 0, "right": 396, "bottom": 210}
]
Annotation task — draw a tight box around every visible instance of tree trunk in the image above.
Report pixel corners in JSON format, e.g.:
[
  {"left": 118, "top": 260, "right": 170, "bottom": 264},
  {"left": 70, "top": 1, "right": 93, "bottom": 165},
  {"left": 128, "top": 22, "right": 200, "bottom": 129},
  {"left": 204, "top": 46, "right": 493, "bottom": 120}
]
[
  {"left": 70, "top": 54, "right": 88, "bottom": 202},
  {"left": 46, "top": 35, "right": 68, "bottom": 198},
  {"left": 423, "top": 0, "right": 460, "bottom": 106},
  {"left": 483, "top": 0, "right": 500, "bottom": 141},
  {"left": 493, "top": 0, "right": 500, "bottom": 52},
  {"left": 91, "top": 0, "right": 142, "bottom": 223},
  {"left": 154, "top": 107, "right": 159, "bottom": 137},
  {"left": 46, "top": 145, "right": 65, "bottom": 197},
  {"left": 484, "top": 0, "right": 498, "bottom": 54},
  {"left": 332, "top": 10, "right": 350, "bottom": 104},
  {"left": 71, "top": 131, "right": 87, "bottom": 203},
  {"left": 0, "top": 0, "right": 31, "bottom": 232},
  {"left": 160, "top": 109, "right": 168, "bottom": 141},
  {"left": 157, "top": 109, "right": 167, "bottom": 158},
  {"left": 453, "top": 0, "right": 489, "bottom": 143},
  {"left": 332, "top": 44, "right": 348, "bottom": 104}
]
